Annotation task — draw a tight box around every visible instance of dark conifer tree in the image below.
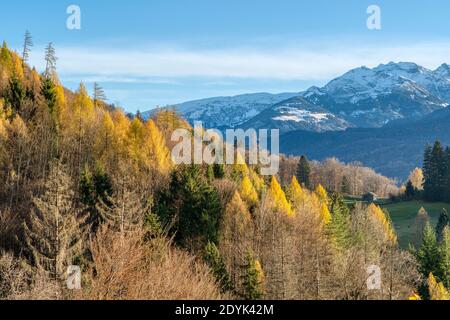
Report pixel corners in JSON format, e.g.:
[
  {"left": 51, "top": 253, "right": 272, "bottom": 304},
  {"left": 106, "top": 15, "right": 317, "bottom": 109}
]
[
  {"left": 155, "top": 165, "right": 222, "bottom": 249},
  {"left": 296, "top": 155, "right": 311, "bottom": 189},
  {"left": 423, "top": 141, "right": 446, "bottom": 201},
  {"left": 213, "top": 163, "right": 225, "bottom": 179},
  {"left": 41, "top": 77, "right": 57, "bottom": 116},
  {"left": 79, "top": 164, "right": 113, "bottom": 229},
  {"left": 7, "top": 76, "right": 25, "bottom": 114},
  {"left": 417, "top": 222, "right": 440, "bottom": 280},
  {"left": 436, "top": 208, "right": 449, "bottom": 242},
  {"left": 444, "top": 147, "right": 450, "bottom": 202},
  {"left": 423, "top": 144, "right": 432, "bottom": 200},
  {"left": 405, "top": 180, "right": 415, "bottom": 200}
]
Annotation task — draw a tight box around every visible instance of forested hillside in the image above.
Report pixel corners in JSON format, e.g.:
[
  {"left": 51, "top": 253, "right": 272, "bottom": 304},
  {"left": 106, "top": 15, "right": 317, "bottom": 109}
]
[
  {"left": 0, "top": 37, "right": 449, "bottom": 300},
  {"left": 280, "top": 108, "right": 450, "bottom": 180}
]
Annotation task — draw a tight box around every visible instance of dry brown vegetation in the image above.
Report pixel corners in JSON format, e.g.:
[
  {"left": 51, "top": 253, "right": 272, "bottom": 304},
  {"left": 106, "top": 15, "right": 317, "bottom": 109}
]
[
  {"left": 279, "top": 156, "right": 399, "bottom": 197},
  {"left": 74, "top": 227, "right": 227, "bottom": 300}
]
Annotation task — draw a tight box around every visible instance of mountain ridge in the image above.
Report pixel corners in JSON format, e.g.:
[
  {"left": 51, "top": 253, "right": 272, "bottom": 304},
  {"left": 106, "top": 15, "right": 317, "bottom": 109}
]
[{"left": 143, "top": 61, "right": 450, "bottom": 134}]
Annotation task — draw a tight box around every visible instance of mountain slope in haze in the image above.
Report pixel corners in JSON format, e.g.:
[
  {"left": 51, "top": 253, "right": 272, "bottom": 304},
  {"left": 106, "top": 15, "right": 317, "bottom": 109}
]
[{"left": 280, "top": 107, "right": 450, "bottom": 180}]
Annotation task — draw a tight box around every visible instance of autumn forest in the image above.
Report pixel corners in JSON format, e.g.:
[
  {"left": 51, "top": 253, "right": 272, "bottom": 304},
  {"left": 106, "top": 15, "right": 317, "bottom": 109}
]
[{"left": 0, "top": 34, "right": 449, "bottom": 301}]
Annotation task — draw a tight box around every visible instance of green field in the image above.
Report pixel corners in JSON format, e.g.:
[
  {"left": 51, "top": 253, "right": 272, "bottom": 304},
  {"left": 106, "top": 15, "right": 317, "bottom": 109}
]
[{"left": 381, "top": 201, "right": 450, "bottom": 249}]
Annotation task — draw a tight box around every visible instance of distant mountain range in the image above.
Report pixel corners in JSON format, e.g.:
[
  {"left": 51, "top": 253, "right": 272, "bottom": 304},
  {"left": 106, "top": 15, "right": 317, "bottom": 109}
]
[
  {"left": 142, "top": 62, "right": 450, "bottom": 180},
  {"left": 142, "top": 92, "right": 299, "bottom": 129}
]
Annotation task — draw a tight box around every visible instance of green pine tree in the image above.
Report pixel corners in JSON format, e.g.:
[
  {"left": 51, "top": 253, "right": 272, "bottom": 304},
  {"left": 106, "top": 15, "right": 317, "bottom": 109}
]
[
  {"left": 79, "top": 166, "right": 95, "bottom": 206},
  {"left": 417, "top": 222, "right": 440, "bottom": 279},
  {"left": 438, "top": 227, "right": 450, "bottom": 290},
  {"left": 243, "top": 251, "right": 264, "bottom": 300},
  {"left": 155, "top": 165, "right": 222, "bottom": 249},
  {"left": 204, "top": 241, "right": 233, "bottom": 293},
  {"left": 206, "top": 165, "right": 215, "bottom": 182},
  {"left": 144, "top": 211, "right": 163, "bottom": 239},
  {"left": 327, "top": 192, "right": 351, "bottom": 249},
  {"left": 7, "top": 76, "right": 25, "bottom": 114},
  {"left": 41, "top": 77, "right": 57, "bottom": 117},
  {"left": 79, "top": 164, "right": 113, "bottom": 229}
]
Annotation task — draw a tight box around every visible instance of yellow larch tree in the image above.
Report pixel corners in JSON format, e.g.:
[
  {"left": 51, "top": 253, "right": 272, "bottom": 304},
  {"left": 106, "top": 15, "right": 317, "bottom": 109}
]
[
  {"left": 29, "top": 68, "right": 41, "bottom": 99},
  {"left": 313, "top": 184, "right": 331, "bottom": 224},
  {"left": 73, "top": 83, "right": 94, "bottom": 115},
  {"left": 249, "top": 168, "right": 266, "bottom": 196},
  {"left": 286, "top": 176, "right": 304, "bottom": 210},
  {"left": 408, "top": 168, "right": 424, "bottom": 191},
  {"left": 111, "top": 109, "right": 130, "bottom": 155},
  {"left": 154, "top": 108, "right": 190, "bottom": 149},
  {"left": 64, "top": 82, "right": 96, "bottom": 173},
  {"left": 266, "top": 176, "right": 293, "bottom": 216},
  {"left": 11, "top": 52, "right": 24, "bottom": 81},
  {"left": 310, "top": 192, "right": 331, "bottom": 225},
  {"left": 368, "top": 203, "right": 397, "bottom": 245},
  {"left": 428, "top": 273, "right": 450, "bottom": 300},
  {"left": 55, "top": 84, "right": 67, "bottom": 123},
  {"left": 0, "top": 42, "right": 13, "bottom": 74},
  {"left": 127, "top": 117, "right": 145, "bottom": 164},
  {"left": 232, "top": 151, "right": 249, "bottom": 179},
  {"left": 94, "top": 111, "right": 115, "bottom": 164},
  {"left": 240, "top": 175, "right": 259, "bottom": 209},
  {"left": 144, "top": 119, "right": 172, "bottom": 174},
  {"left": 219, "top": 191, "right": 253, "bottom": 293},
  {"left": 67, "top": 83, "right": 95, "bottom": 141},
  {"left": 286, "top": 176, "right": 329, "bottom": 224},
  {"left": 408, "top": 292, "right": 421, "bottom": 300},
  {"left": 315, "top": 184, "right": 329, "bottom": 206},
  {"left": 0, "top": 108, "right": 7, "bottom": 167}
]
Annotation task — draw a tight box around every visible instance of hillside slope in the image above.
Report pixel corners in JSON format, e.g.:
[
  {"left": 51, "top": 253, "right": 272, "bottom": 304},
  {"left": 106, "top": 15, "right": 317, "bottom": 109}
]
[{"left": 280, "top": 107, "right": 450, "bottom": 180}]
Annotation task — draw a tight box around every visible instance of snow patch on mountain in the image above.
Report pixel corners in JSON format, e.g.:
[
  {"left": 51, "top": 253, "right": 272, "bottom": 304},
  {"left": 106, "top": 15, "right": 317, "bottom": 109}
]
[{"left": 273, "top": 107, "right": 330, "bottom": 123}]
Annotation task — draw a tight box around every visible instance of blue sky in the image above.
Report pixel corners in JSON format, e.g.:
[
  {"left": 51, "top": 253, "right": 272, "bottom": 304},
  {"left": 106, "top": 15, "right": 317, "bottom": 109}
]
[{"left": 2, "top": 0, "right": 450, "bottom": 112}]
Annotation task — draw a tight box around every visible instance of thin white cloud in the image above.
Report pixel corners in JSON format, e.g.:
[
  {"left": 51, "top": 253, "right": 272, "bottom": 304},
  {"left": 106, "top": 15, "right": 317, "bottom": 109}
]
[
  {"left": 62, "top": 75, "right": 179, "bottom": 85},
  {"left": 28, "top": 41, "right": 450, "bottom": 82}
]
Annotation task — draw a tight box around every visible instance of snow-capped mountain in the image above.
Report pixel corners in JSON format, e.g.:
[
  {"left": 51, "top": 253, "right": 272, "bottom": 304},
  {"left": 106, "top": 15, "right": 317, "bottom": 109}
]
[
  {"left": 302, "top": 62, "right": 450, "bottom": 128},
  {"left": 242, "top": 96, "right": 351, "bottom": 133},
  {"left": 142, "top": 62, "right": 450, "bottom": 133},
  {"left": 142, "top": 92, "right": 299, "bottom": 129}
]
